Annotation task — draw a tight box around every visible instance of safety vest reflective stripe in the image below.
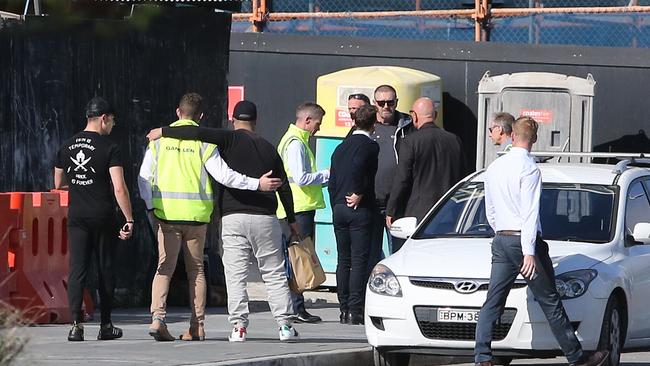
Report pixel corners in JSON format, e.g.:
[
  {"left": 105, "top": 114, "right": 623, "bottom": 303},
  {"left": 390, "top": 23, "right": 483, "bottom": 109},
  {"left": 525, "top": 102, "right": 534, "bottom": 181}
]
[
  {"left": 153, "top": 142, "right": 212, "bottom": 196},
  {"left": 151, "top": 119, "right": 216, "bottom": 223},
  {"left": 151, "top": 191, "right": 212, "bottom": 201}
]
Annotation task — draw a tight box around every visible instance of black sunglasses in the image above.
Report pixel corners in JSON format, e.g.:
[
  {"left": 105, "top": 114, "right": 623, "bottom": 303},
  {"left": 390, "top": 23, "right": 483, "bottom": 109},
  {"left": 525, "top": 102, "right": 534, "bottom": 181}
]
[
  {"left": 348, "top": 94, "right": 370, "bottom": 103},
  {"left": 376, "top": 100, "right": 396, "bottom": 108}
]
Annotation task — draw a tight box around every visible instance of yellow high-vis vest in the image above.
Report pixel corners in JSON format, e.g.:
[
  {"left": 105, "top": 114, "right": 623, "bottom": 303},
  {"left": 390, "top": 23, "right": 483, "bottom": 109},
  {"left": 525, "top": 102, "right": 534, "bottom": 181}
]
[
  {"left": 150, "top": 119, "right": 217, "bottom": 223},
  {"left": 276, "top": 124, "right": 325, "bottom": 219}
]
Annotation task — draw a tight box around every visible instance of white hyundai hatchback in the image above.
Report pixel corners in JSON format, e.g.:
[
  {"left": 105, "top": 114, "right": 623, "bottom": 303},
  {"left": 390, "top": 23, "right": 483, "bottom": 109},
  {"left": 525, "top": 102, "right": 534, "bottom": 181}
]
[{"left": 365, "top": 158, "right": 650, "bottom": 366}]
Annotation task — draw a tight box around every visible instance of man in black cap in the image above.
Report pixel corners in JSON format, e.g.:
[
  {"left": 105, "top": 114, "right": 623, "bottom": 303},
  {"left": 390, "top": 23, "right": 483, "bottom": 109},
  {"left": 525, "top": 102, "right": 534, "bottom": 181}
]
[
  {"left": 146, "top": 100, "right": 301, "bottom": 342},
  {"left": 54, "top": 97, "right": 134, "bottom": 341}
]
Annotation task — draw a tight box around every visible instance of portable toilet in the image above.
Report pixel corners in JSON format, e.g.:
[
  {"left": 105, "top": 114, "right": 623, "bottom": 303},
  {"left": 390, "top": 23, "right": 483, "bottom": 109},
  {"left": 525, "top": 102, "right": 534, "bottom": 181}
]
[
  {"left": 314, "top": 66, "right": 443, "bottom": 286},
  {"left": 476, "top": 71, "right": 595, "bottom": 170}
]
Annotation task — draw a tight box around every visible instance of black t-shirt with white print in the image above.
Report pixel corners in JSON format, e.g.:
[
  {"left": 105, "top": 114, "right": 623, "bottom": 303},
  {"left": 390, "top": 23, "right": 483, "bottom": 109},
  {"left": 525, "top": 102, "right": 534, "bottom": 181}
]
[{"left": 55, "top": 131, "right": 122, "bottom": 219}]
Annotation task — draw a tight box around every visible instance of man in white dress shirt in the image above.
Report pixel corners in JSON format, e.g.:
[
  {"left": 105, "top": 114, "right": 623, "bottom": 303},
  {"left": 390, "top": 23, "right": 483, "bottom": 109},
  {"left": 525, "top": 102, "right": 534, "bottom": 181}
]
[{"left": 474, "top": 117, "right": 608, "bottom": 366}]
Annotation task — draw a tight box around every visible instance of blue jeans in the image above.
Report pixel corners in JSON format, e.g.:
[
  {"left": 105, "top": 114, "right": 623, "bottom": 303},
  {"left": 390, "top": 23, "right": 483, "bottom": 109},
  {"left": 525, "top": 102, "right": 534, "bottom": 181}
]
[
  {"left": 290, "top": 210, "right": 315, "bottom": 314},
  {"left": 474, "top": 234, "right": 583, "bottom": 364},
  {"left": 333, "top": 204, "right": 371, "bottom": 315}
]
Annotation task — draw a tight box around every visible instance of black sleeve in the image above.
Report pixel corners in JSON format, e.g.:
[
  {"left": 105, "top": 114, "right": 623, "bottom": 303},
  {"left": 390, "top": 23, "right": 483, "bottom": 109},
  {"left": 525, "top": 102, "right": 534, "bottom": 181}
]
[
  {"left": 162, "top": 126, "right": 233, "bottom": 148},
  {"left": 275, "top": 153, "right": 296, "bottom": 223},
  {"left": 457, "top": 135, "right": 469, "bottom": 177},
  {"left": 350, "top": 144, "right": 372, "bottom": 194},
  {"left": 108, "top": 143, "right": 123, "bottom": 168},
  {"left": 55, "top": 148, "right": 64, "bottom": 169},
  {"left": 355, "top": 142, "right": 379, "bottom": 206},
  {"left": 368, "top": 143, "right": 380, "bottom": 192},
  {"left": 386, "top": 136, "right": 415, "bottom": 218},
  {"left": 328, "top": 153, "right": 337, "bottom": 208}
]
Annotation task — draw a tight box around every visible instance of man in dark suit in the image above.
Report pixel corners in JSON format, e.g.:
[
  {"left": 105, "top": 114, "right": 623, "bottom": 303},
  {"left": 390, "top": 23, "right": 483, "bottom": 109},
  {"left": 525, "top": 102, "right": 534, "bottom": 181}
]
[
  {"left": 328, "top": 105, "right": 379, "bottom": 326},
  {"left": 385, "top": 97, "right": 466, "bottom": 251}
]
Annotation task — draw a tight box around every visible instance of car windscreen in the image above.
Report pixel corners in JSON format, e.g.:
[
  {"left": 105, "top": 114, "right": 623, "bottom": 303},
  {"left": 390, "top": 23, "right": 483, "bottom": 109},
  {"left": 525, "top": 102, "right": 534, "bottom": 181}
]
[{"left": 413, "top": 182, "right": 617, "bottom": 243}]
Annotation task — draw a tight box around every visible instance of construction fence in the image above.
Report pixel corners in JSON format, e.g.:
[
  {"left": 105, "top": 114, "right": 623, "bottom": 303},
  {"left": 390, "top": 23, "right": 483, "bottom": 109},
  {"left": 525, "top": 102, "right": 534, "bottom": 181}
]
[{"left": 232, "top": 0, "right": 650, "bottom": 48}]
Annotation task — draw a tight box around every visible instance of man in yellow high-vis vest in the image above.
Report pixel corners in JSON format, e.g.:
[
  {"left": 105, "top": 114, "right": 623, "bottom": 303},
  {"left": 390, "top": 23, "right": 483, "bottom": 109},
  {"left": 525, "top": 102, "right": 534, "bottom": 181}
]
[
  {"left": 277, "top": 102, "right": 329, "bottom": 323},
  {"left": 138, "top": 93, "right": 281, "bottom": 342}
]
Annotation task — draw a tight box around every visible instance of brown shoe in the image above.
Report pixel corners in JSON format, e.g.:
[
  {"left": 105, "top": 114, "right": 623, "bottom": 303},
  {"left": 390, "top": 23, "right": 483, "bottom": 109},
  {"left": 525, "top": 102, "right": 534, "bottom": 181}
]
[
  {"left": 148, "top": 318, "right": 175, "bottom": 342},
  {"left": 179, "top": 324, "right": 205, "bottom": 341},
  {"left": 475, "top": 361, "right": 493, "bottom": 366},
  {"left": 571, "top": 351, "right": 610, "bottom": 366}
]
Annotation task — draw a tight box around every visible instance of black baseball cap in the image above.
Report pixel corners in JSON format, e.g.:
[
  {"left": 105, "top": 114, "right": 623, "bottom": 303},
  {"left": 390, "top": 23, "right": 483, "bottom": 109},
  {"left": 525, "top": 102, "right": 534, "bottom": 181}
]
[
  {"left": 232, "top": 100, "right": 257, "bottom": 121},
  {"left": 85, "top": 97, "right": 114, "bottom": 118}
]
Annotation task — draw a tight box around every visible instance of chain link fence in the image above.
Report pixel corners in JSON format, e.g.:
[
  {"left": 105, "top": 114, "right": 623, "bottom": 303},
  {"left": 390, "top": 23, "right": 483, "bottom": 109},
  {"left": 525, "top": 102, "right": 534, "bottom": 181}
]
[
  {"left": 233, "top": 0, "right": 650, "bottom": 48},
  {"left": 490, "top": 13, "right": 650, "bottom": 46}
]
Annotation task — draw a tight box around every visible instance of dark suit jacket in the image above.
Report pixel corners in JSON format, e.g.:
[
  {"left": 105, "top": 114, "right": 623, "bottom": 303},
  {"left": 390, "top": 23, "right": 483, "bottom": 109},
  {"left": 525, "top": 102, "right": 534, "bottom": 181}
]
[
  {"left": 386, "top": 123, "right": 466, "bottom": 221},
  {"left": 328, "top": 133, "right": 380, "bottom": 209}
]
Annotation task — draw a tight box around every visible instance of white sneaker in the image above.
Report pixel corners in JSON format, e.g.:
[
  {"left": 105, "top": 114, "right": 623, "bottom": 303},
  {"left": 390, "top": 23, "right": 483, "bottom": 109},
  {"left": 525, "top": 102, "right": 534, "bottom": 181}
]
[
  {"left": 278, "top": 324, "right": 299, "bottom": 342},
  {"left": 228, "top": 326, "right": 247, "bottom": 342}
]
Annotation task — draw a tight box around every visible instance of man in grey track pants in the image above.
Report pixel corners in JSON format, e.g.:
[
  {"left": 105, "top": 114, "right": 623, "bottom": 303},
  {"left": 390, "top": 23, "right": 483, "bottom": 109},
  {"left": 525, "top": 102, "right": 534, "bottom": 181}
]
[{"left": 150, "top": 100, "right": 300, "bottom": 342}]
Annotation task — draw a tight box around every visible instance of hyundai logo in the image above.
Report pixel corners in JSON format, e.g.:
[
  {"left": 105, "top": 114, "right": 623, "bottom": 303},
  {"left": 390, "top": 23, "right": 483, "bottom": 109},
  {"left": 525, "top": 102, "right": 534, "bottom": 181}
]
[{"left": 454, "top": 280, "right": 480, "bottom": 294}]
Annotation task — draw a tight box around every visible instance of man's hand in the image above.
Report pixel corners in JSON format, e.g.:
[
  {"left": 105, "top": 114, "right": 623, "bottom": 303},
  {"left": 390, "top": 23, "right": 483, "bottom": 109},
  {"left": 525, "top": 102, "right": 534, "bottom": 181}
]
[
  {"left": 258, "top": 170, "right": 282, "bottom": 191},
  {"left": 521, "top": 255, "right": 536, "bottom": 280},
  {"left": 386, "top": 215, "right": 393, "bottom": 229},
  {"left": 345, "top": 193, "right": 362, "bottom": 210},
  {"left": 119, "top": 222, "right": 133, "bottom": 240},
  {"left": 289, "top": 222, "right": 301, "bottom": 238},
  {"left": 146, "top": 128, "right": 163, "bottom": 141}
]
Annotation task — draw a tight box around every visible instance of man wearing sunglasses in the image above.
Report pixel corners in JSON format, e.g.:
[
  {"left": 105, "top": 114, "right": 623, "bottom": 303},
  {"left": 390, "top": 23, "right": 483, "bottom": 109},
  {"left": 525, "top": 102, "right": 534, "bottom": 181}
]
[
  {"left": 488, "top": 112, "right": 515, "bottom": 151},
  {"left": 370, "top": 85, "right": 416, "bottom": 257},
  {"left": 347, "top": 93, "right": 371, "bottom": 122}
]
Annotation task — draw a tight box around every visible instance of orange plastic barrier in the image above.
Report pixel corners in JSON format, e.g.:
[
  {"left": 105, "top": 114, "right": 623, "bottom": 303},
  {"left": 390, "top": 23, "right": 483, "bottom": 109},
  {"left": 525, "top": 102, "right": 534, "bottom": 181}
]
[
  {"left": 0, "top": 193, "right": 22, "bottom": 303},
  {"left": 2, "top": 191, "right": 94, "bottom": 324}
]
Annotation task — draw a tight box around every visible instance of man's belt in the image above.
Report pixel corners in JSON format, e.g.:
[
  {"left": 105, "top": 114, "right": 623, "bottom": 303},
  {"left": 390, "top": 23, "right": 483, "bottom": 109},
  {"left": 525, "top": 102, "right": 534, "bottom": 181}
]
[{"left": 497, "top": 230, "right": 521, "bottom": 236}]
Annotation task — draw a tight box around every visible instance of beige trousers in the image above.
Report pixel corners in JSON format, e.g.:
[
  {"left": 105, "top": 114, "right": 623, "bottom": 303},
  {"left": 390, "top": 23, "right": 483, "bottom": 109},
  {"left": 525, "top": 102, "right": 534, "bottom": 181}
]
[{"left": 150, "top": 221, "right": 207, "bottom": 327}]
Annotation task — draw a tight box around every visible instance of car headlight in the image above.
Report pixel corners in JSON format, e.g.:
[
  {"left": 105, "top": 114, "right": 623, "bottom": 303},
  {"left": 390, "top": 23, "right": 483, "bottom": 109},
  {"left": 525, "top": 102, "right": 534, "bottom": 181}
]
[
  {"left": 368, "top": 264, "right": 402, "bottom": 297},
  {"left": 555, "top": 269, "right": 597, "bottom": 299}
]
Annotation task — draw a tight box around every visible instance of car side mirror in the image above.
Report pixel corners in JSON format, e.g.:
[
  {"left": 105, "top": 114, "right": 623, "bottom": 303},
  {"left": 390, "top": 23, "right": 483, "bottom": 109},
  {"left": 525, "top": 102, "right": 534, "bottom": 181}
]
[
  {"left": 632, "top": 223, "right": 650, "bottom": 245},
  {"left": 389, "top": 217, "right": 417, "bottom": 239}
]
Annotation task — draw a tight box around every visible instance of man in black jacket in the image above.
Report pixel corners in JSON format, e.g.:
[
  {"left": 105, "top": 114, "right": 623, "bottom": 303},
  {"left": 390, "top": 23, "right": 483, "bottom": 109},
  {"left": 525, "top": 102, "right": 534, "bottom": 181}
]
[
  {"left": 328, "top": 105, "right": 379, "bottom": 325},
  {"left": 385, "top": 97, "right": 465, "bottom": 251},
  {"left": 370, "top": 84, "right": 416, "bottom": 257}
]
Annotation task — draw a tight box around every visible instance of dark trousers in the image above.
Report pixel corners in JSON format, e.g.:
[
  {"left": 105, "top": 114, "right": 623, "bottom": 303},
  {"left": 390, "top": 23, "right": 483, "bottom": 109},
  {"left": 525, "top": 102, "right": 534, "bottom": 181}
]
[
  {"left": 474, "top": 235, "right": 583, "bottom": 363},
  {"left": 368, "top": 211, "right": 386, "bottom": 274},
  {"left": 290, "top": 210, "right": 315, "bottom": 314},
  {"left": 370, "top": 205, "right": 404, "bottom": 256},
  {"left": 333, "top": 204, "right": 371, "bottom": 316},
  {"left": 67, "top": 216, "right": 117, "bottom": 324},
  {"left": 390, "top": 236, "right": 406, "bottom": 253}
]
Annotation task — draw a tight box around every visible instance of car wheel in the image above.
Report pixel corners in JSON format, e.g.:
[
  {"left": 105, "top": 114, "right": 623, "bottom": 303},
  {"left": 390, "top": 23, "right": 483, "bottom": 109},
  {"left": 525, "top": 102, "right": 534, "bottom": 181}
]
[
  {"left": 373, "top": 348, "right": 410, "bottom": 366},
  {"left": 597, "top": 296, "right": 624, "bottom": 366},
  {"left": 493, "top": 357, "right": 513, "bottom": 366}
]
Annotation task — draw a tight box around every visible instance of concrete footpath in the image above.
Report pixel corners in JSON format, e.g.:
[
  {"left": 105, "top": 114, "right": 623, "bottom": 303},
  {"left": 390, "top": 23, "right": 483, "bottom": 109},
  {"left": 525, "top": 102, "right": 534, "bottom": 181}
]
[
  {"left": 13, "top": 280, "right": 650, "bottom": 366},
  {"left": 14, "top": 283, "right": 372, "bottom": 366}
]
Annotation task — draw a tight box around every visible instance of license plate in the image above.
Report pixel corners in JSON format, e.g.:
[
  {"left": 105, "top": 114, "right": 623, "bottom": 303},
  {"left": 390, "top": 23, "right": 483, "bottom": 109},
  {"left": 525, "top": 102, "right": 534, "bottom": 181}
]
[{"left": 437, "top": 308, "right": 480, "bottom": 323}]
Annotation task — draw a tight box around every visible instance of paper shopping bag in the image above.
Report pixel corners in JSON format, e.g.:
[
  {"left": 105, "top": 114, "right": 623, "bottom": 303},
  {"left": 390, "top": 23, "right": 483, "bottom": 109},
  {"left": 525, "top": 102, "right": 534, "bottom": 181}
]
[{"left": 287, "top": 236, "right": 326, "bottom": 293}]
